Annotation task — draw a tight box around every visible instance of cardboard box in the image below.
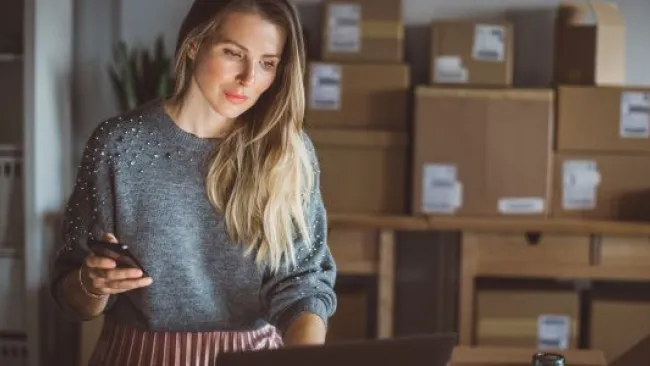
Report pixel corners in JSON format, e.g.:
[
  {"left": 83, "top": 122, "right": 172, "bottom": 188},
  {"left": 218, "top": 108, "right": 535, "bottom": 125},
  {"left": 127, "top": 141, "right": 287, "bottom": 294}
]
[
  {"left": 326, "top": 290, "right": 369, "bottom": 343},
  {"left": 451, "top": 346, "right": 606, "bottom": 366},
  {"left": 430, "top": 21, "right": 514, "bottom": 86},
  {"left": 310, "top": 129, "right": 407, "bottom": 214},
  {"left": 590, "top": 288, "right": 650, "bottom": 364},
  {"left": 412, "top": 87, "right": 553, "bottom": 217},
  {"left": 305, "top": 62, "right": 410, "bottom": 131},
  {"left": 321, "top": 0, "right": 403, "bottom": 62},
  {"left": 610, "top": 334, "right": 650, "bottom": 366},
  {"left": 553, "top": 1, "right": 625, "bottom": 86},
  {"left": 557, "top": 86, "right": 650, "bottom": 153},
  {"left": 551, "top": 153, "right": 650, "bottom": 221},
  {"left": 476, "top": 289, "right": 580, "bottom": 349}
]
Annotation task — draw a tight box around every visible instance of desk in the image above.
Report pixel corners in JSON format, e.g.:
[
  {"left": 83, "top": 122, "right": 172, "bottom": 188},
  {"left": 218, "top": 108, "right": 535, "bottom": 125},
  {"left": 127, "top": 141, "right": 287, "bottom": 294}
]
[{"left": 328, "top": 214, "right": 650, "bottom": 342}]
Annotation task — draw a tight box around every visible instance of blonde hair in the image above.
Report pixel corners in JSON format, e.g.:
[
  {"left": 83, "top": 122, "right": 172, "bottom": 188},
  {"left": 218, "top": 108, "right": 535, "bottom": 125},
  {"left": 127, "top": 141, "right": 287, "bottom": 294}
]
[{"left": 170, "top": 0, "right": 314, "bottom": 272}]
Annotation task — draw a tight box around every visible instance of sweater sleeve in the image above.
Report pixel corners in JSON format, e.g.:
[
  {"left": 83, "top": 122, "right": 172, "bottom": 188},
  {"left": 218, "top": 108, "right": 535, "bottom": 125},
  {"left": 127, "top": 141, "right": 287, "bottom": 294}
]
[
  {"left": 260, "top": 134, "right": 337, "bottom": 335},
  {"left": 49, "top": 121, "right": 117, "bottom": 321}
]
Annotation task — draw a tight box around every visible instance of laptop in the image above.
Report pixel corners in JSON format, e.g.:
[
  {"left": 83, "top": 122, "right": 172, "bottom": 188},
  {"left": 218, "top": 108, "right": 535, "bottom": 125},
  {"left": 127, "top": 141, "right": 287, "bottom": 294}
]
[{"left": 218, "top": 333, "right": 457, "bottom": 366}]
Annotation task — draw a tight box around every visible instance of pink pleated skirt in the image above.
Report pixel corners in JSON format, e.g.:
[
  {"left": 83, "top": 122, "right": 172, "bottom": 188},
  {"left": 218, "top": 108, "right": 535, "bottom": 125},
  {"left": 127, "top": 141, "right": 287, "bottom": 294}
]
[{"left": 87, "top": 317, "right": 283, "bottom": 366}]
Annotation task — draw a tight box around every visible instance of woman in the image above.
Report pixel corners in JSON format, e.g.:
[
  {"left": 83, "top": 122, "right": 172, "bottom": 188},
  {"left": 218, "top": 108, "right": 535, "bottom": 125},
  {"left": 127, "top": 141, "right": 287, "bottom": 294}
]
[{"left": 50, "top": 0, "right": 337, "bottom": 364}]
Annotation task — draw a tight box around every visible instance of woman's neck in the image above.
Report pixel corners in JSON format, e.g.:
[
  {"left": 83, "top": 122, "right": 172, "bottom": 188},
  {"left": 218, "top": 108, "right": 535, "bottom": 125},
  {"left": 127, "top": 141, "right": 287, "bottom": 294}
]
[{"left": 164, "top": 93, "right": 232, "bottom": 139}]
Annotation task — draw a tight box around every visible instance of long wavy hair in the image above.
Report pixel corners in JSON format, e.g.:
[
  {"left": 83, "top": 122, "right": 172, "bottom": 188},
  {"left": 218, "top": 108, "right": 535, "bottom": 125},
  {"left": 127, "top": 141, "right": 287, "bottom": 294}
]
[{"left": 170, "top": 0, "right": 313, "bottom": 272}]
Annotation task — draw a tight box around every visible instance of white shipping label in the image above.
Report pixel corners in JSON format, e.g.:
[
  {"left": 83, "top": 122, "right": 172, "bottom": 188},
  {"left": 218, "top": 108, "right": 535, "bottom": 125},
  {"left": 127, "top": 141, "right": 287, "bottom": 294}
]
[
  {"left": 537, "top": 315, "right": 570, "bottom": 350},
  {"left": 498, "top": 197, "right": 545, "bottom": 214},
  {"left": 326, "top": 3, "right": 361, "bottom": 53},
  {"left": 472, "top": 24, "right": 506, "bottom": 62},
  {"left": 309, "top": 64, "right": 342, "bottom": 110},
  {"left": 562, "top": 160, "right": 601, "bottom": 210},
  {"left": 434, "top": 56, "right": 468, "bottom": 84},
  {"left": 620, "top": 91, "right": 650, "bottom": 138},
  {"left": 422, "top": 164, "right": 462, "bottom": 214}
]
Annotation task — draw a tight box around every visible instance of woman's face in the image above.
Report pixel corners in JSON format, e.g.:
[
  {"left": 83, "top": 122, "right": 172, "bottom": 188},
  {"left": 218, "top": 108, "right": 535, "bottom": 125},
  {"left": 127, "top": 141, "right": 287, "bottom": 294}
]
[{"left": 189, "top": 11, "right": 286, "bottom": 119}]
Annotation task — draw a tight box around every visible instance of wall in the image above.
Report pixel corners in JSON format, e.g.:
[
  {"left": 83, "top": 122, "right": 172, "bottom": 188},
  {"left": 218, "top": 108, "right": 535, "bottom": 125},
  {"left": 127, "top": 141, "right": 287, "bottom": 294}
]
[
  {"left": 72, "top": 0, "right": 121, "bottom": 164},
  {"left": 24, "top": 0, "right": 75, "bottom": 365}
]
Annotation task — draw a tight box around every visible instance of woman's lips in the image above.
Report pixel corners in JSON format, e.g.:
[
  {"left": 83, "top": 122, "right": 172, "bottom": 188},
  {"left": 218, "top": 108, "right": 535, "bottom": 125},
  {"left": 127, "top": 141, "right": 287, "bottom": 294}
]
[{"left": 224, "top": 92, "right": 249, "bottom": 104}]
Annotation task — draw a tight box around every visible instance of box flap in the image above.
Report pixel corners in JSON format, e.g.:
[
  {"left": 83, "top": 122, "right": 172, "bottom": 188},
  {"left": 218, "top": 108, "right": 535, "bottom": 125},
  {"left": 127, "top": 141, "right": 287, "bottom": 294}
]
[
  {"left": 558, "top": 1, "right": 624, "bottom": 27},
  {"left": 591, "top": 2, "right": 624, "bottom": 26},
  {"left": 451, "top": 346, "right": 607, "bottom": 366}
]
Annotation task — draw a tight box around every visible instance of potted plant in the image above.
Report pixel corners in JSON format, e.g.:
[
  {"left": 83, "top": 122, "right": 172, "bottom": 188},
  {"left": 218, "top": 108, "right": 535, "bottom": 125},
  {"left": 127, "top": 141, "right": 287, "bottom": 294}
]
[{"left": 108, "top": 35, "right": 173, "bottom": 112}]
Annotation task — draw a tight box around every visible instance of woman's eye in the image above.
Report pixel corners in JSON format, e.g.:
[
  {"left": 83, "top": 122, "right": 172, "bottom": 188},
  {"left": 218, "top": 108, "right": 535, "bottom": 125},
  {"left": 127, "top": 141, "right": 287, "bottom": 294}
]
[
  {"left": 224, "top": 49, "right": 242, "bottom": 59},
  {"left": 262, "top": 61, "right": 277, "bottom": 69}
]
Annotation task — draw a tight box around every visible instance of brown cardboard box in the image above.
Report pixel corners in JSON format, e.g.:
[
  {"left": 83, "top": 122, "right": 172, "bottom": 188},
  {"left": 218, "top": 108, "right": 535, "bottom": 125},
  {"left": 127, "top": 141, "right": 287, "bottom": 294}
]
[
  {"left": 412, "top": 87, "right": 553, "bottom": 217},
  {"left": 430, "top": 21, "right": 514, "bottom": 86},
  {"left": 305, "top": 62, "right": 410, "bottom": 131},
  {"left": 326, "top": 290, "right": 368, "bottom": 343},
  {"left": 557, "top": 86, "right": 650, "bottom": 153},
  {"left": 590, "top": 288, "right": 650, "bottom": 364},
  {"left": 310, "top": 129, "right": 407, "bottom": 214},
  {"left": 321, "top": 0, "right": 403, "bottom": 62},
  {"left": 553, "top": 1, "right": 625, "bottom": 86},
  {"left": 476, "top": 289, "right": 580, "bottom": 349},
  {"left": 609, "top": 334, "right": 650, "bottom": 366},
  {"left": 551, "top": 153, "right": 650, "bottom": 220},
  {"left": 451, "top": 346, "right": 606, "bottom": 366}
]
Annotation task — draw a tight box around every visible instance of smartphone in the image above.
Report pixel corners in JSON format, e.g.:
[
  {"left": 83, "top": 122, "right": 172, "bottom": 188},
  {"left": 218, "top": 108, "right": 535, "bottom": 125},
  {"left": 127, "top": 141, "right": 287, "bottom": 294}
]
[{"left": 87, "top": 238, "right": 148, "bottom": 276}]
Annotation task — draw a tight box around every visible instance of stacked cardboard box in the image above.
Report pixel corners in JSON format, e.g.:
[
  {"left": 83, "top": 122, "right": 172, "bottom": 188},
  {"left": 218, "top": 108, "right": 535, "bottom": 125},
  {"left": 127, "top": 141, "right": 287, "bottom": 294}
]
[
  {"left": 306, "top": 0, "right": 410, "bottom": 214},
  {"left": 551, "top": 2, "right": 650, "bottom": 222},
  {"left": 412, "top": 16, "right": 555, "bottom": 217},
  {"left": 410, "top": 0, "right": 634, "bottom": 353},
  {"left": 552, "top": 4, "right": 650, "bottom": 361}
]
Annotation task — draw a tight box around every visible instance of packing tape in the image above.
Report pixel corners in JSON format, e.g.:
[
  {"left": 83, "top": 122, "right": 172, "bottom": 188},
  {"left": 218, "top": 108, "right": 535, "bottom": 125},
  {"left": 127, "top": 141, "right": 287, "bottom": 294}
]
[{"left": 362, "top": 21, "right": 404, "bottom": 40}]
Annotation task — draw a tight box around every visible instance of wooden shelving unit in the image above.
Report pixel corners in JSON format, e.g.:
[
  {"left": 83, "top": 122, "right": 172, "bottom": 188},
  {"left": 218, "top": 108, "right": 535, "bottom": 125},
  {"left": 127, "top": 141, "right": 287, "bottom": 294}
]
[
  {"left": 327, "top": 213, "right": 650, "bottom": 343},
  {"left": 0, "top": 53, "right": 22, "bottom": 62}
]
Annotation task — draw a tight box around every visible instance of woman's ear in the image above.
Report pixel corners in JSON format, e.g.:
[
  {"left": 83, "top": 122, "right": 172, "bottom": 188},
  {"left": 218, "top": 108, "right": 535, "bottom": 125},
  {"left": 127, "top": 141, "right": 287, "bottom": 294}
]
[{"left": 187, "top": 40, "right": 199, "bottom": 60}]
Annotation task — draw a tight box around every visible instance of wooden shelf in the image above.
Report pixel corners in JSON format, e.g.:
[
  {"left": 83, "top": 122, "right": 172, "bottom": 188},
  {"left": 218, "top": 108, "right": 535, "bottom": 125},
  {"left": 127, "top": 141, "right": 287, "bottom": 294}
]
[
  {"left": 328, "top": 214, "right": 650, "bottom": 236},
  {"left": 475, "top": 262, "right": 650, "bottom": 282},
  {"left": 328, "top": 214, "right": 428, "bottom": 231},
  {"left": 451, "top": 346, "right": 606, "bottom": 366},
  {"left": 0, "top": 53, "right": 22, "bottom": 62},
  {"left": 0, "top": 246, "right": 20, "bottom": 258}
]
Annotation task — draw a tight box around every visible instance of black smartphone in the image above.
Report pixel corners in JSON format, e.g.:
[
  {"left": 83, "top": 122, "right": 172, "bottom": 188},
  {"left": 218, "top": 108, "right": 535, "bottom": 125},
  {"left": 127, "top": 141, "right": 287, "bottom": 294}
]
[{"left": 87, "top": 238, "right": 148, "bottom": 276}]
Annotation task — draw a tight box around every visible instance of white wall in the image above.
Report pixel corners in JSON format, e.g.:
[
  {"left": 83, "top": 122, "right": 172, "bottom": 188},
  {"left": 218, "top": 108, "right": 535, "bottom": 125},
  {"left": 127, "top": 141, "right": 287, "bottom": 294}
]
[
  {"left": 24, "top": 0, "right": 74, "bottom": 365},
  {"left": 72, "top": 0, "right": 121, "bottom": 163}
]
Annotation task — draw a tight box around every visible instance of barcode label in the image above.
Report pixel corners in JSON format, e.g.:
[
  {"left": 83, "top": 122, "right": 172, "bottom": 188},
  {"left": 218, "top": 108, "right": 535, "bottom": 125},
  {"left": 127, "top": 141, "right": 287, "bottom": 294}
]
[
  {"left": 538, "top": 315, "right": 570, "bottom": 350},
  {"left": 309, "top": 64, "right": 342, "bottom": 110},
  {"left": 620, "top": 91, "right": 650, "bottom": 138},
  {"left": 422, "top": 164, "right": 462, "bottom": 214},
  {"left": 434, "top": 56, "right": 468, "bottom": 84},
  {"left": 326, "top": 3, "right": 361, "bottom": 53},
  {"left": 538, "top": 338, "right": 562, "bottom": 348},
  {"left": 472, "top": 24, "right": 506, "bottom": 62},
  {"left": 498, "top": 198, "right": 545, "bottom": 214},
  {"left": 562, "top": 160, "right": 600, "bottom": 210}
]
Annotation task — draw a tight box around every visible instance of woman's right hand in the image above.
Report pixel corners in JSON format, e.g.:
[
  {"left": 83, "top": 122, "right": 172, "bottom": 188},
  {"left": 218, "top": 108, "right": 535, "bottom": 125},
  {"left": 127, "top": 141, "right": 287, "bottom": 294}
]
[{"left": 80, "top": 233, "right": 153, "bottom": 296}]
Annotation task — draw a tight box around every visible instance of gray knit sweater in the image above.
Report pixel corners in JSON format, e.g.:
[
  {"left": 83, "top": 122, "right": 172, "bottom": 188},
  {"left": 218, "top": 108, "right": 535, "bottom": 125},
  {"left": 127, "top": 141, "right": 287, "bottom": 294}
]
[{"left": 50, "top": 100, "right": 337, "bottom": 334}]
